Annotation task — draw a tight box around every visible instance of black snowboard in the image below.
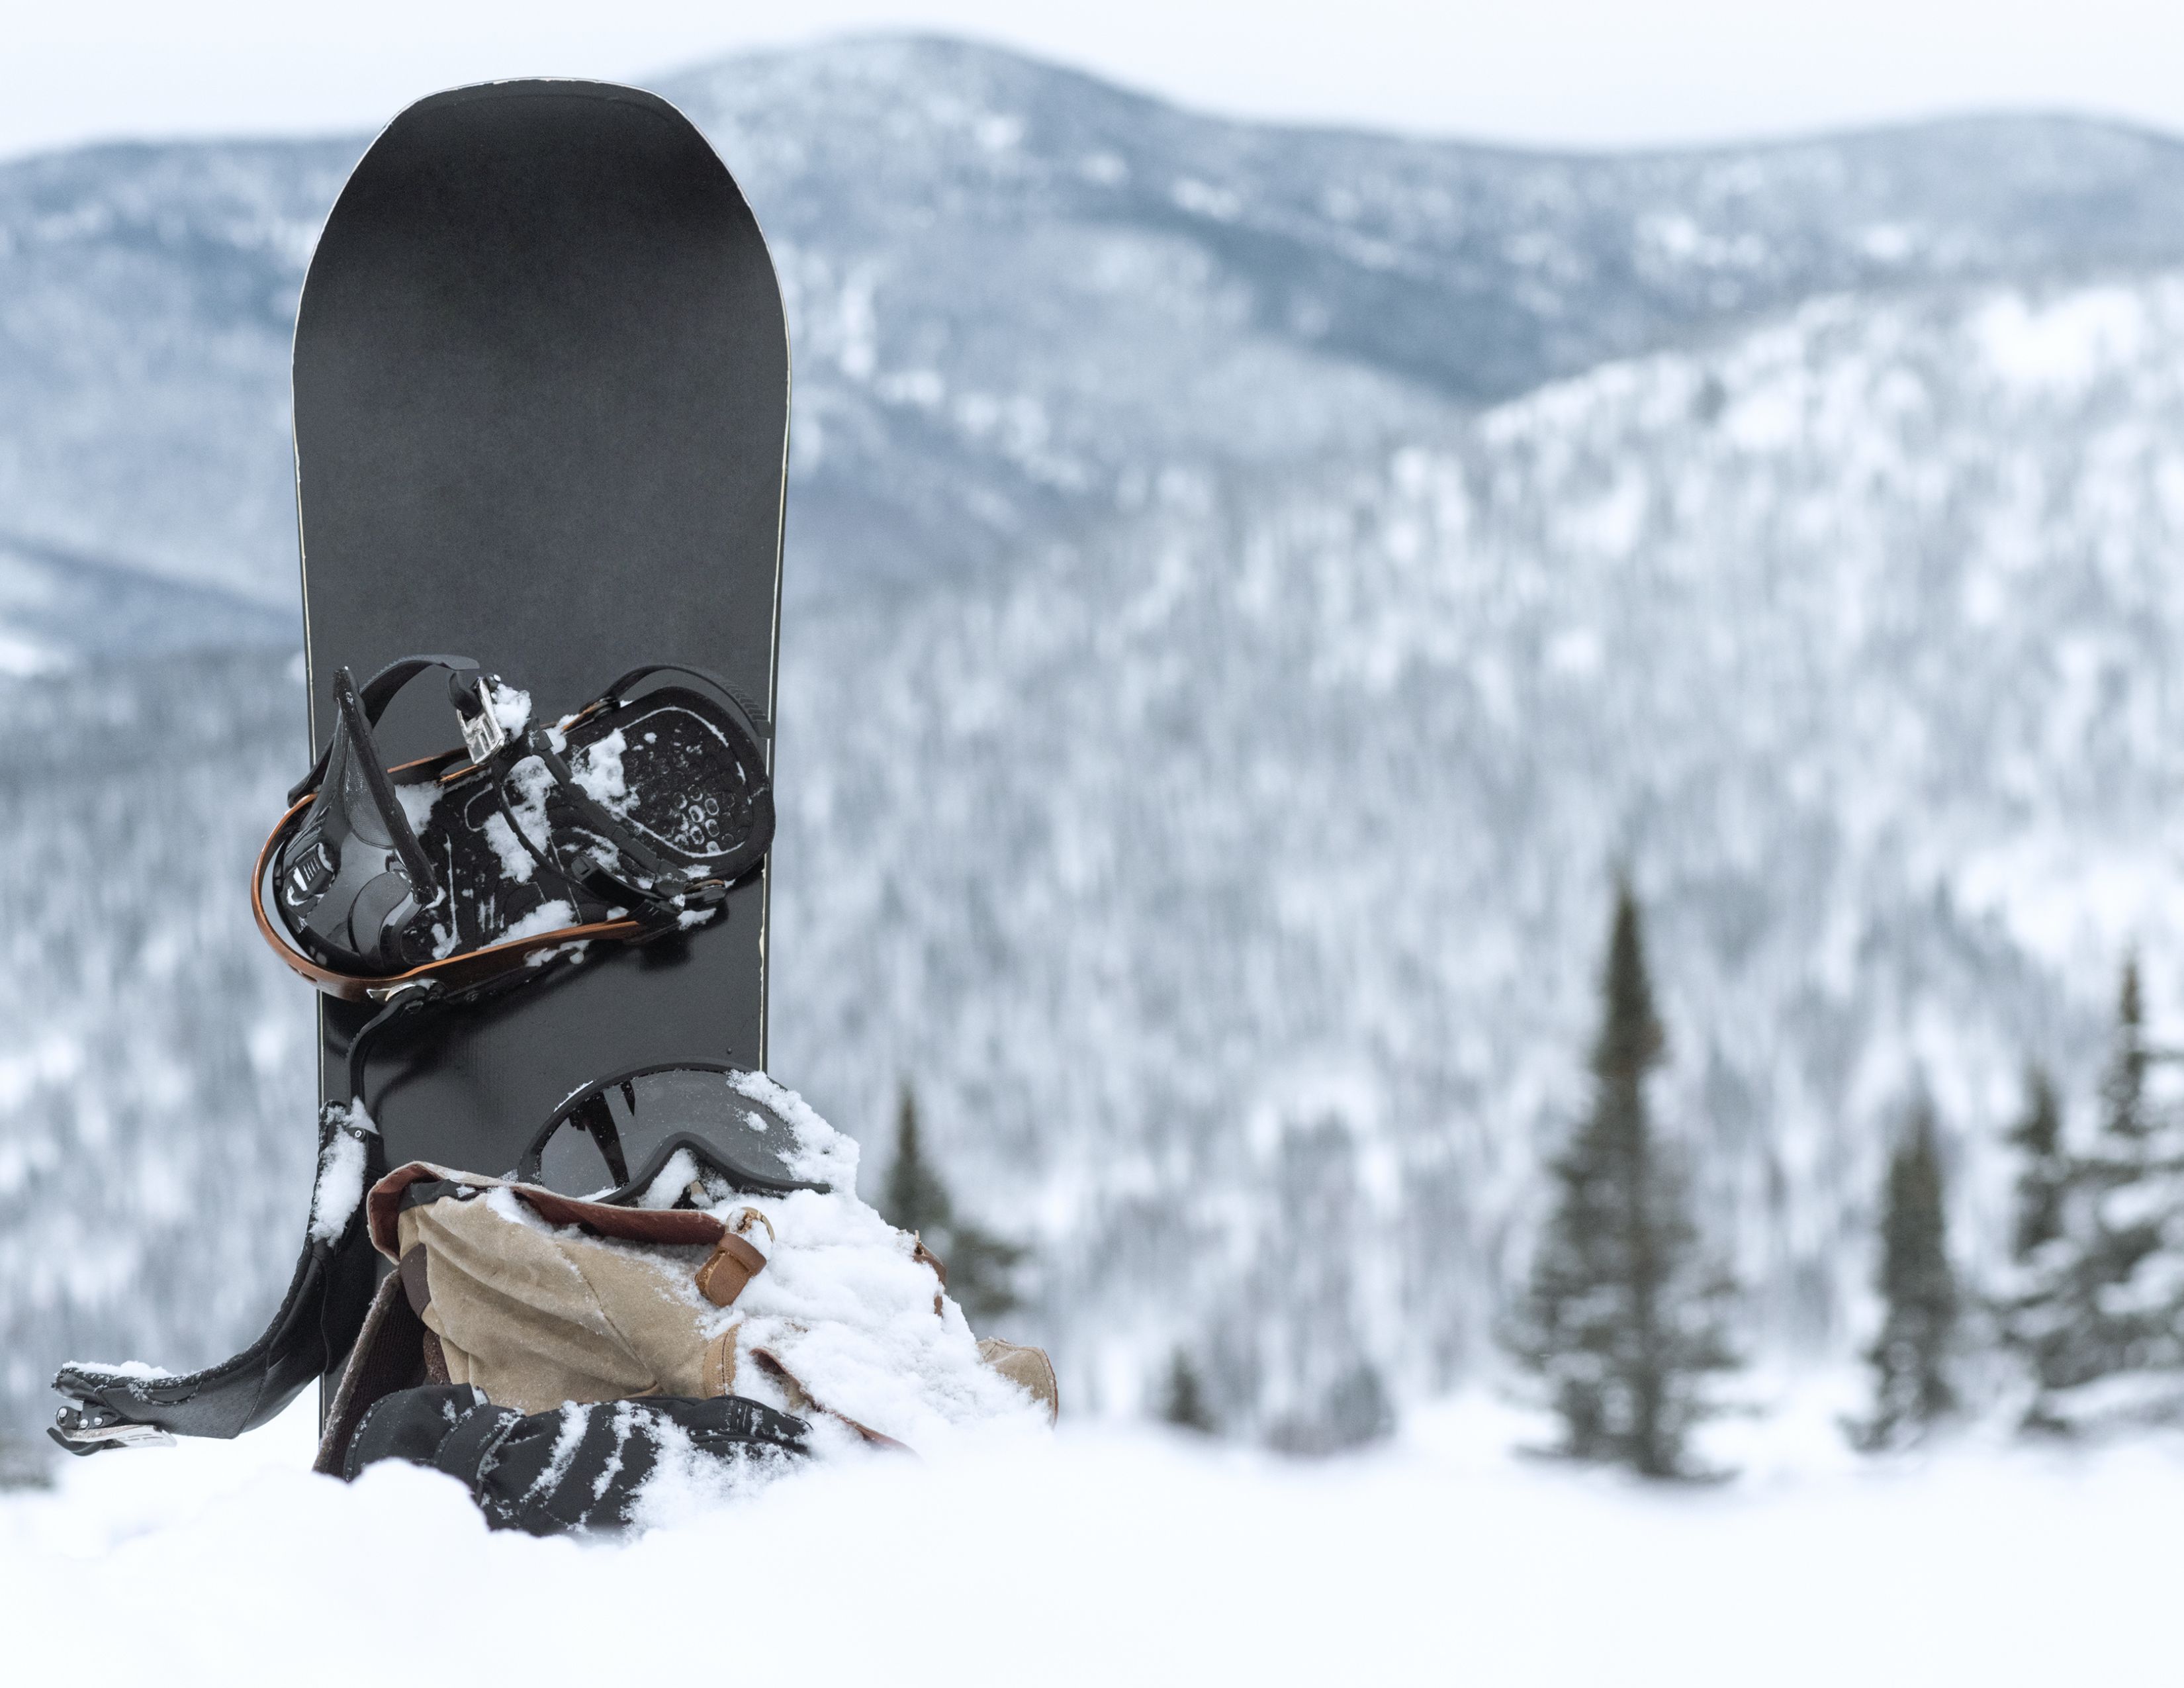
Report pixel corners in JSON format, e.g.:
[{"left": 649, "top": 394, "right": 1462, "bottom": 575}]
[
  {"left": 48, "top": 79, "right": 790, "bottom": 1452},
  {"left": 293, "top": 79, "right": 788, "bottom": 1188}
]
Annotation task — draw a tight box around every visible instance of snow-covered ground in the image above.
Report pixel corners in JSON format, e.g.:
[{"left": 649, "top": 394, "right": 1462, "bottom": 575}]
[{"left": 10, "top": 1384, "right": 2177, "bottom": 1685}]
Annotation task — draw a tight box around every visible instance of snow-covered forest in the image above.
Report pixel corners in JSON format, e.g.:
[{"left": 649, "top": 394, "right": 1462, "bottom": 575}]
[{"left": 7, "top": 37, "right": 2184, "bottom": 1466}]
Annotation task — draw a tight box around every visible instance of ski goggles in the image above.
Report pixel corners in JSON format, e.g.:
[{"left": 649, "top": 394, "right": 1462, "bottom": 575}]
[{"left": 518, "top": 1062, "right": 829, "bottom": 1205}]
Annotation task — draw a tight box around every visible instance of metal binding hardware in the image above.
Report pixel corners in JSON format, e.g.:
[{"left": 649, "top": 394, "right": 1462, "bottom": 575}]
[
  {"left": 52, "top": 1401, "right": 177, "bottom": 1452},
  {"left": 451, "top": 673, "right": 510, "bottom": 765},
  {"left": 365, "top": 977, "right": 439, "bottom": 1007}
]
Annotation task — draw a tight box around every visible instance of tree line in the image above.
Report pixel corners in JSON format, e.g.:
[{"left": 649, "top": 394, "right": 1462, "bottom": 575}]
[
  {"left": 1507, "top": 882, "right": 2184, "bottom": 1478},
  {"left": 884, "top": 882, "right": 2184, "bottom": 1470}
]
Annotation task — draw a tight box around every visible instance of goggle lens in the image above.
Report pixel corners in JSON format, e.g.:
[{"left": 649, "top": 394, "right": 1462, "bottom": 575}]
[{"left": 524, "top": 1066, "right": 821, "bottom": 1201}]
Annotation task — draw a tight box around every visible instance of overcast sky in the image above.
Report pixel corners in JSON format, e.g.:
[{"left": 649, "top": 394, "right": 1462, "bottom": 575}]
[{"left": 9, "top": 0, "right": 2183, "bottom": 163}]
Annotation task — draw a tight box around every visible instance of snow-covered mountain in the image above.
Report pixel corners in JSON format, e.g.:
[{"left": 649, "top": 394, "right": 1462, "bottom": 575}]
[
  {"left": 13, "top": 36, "right": 2184, "bottom": 604},
  {"left": 776, "top": 274, "right": 2184, "bottom": 1428},
  {"left": 5, "top": 36, "right": 2184, "bottom": 1442}
]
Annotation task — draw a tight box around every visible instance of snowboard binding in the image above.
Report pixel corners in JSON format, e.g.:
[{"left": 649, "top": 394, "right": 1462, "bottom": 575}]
[{"left": 255, "top": 655, "right": 773, "bottom": 1003}]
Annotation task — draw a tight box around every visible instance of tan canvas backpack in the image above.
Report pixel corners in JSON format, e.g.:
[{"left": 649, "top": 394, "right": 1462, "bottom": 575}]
[{"left": 318, "top": 1158, "right": 1057, "bottom": 1481}]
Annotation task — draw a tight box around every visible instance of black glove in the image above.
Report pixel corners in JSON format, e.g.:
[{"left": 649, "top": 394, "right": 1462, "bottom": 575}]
[{"left": 345, "top": 1385, "right": 809, "bottom": 1534}]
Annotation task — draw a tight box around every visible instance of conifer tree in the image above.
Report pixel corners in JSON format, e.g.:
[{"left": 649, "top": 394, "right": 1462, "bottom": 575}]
[
  {"left": 881, "top": 1083, "right": 954, "bottom": 1237},
  {"left": 1158, "top": 1349, "right": 1217, "bottom": 1434},
  {"left": 1998, "top": 1062, "right": 2071, "bottom": 1394},
  {"left": 880, "top": 1082, "right": 1027, "bottom": 1328},
  {"left": 2006, "top": 1064, "right": 2068, "bottom": 1266},
  {"left": 1507, "top": 880, "right": 1738, "bottom": 1478},
  {"left": 1852, "top": 1095, "right": 1958, "bottom": 1448},
  {"left": 2103, "top": 957, "right": 2151, "bottom": 1149},
  {"left": 2016, "top": 959, "right": 2184, "bottom": 1432}
]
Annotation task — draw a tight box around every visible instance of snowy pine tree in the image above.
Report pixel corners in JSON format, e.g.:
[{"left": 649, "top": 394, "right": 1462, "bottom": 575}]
[
  {"left": 2017, "top": 961, "right": 2184, "bottom": 1432},
  {"left": 1508, "top": 882, "right": 1739, "bottom": 1478},
  {"left": 1158, "top": 1349, "right": 1217, "bottom": 1433},
  {"left": 879, "top": 1082, "right": 1027, "bottom": 1329},
  {"left": 1998, "top": 1062, "right": 2070, "bottom": 1377},
  {"left": 1852, "top": 1095, "right": 1958, "bottom": 1448},
  {"left": 880, "top": 1082, "right": 953, "bottom": 1238},
  {"left": 2007, "top": 1064, "right": 2068, "bottom": 1265}
]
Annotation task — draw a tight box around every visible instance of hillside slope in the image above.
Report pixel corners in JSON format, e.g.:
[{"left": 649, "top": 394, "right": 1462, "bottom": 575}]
[{"left": 772, "top": 273, "right": 2184, "bottom": 1427}]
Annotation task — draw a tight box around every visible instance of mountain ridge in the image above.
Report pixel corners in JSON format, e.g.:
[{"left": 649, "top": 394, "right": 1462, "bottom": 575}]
[{"left": 15, "top": 38, "right": 2184, "bottom": 605}]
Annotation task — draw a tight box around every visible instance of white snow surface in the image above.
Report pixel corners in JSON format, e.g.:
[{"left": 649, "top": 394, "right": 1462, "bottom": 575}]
[
  {"left": 55, "top": 1359, "right": 171, "bottom": 1381},
  {"left": 7, "top": 1385, "right": 2180, "bottom": 1685}
]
